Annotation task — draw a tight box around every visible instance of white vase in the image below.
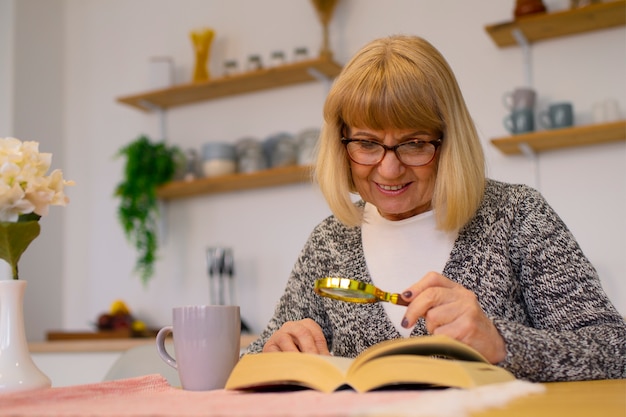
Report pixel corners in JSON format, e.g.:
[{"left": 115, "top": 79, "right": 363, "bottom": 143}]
[{"left": 0, "top": 280, "right": 51, "bottom": 392}]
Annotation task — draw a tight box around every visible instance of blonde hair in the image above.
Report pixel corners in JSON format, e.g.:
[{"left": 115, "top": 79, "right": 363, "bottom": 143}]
[{"left": 315, "top": 35, "right": 485, "bottom": 231}]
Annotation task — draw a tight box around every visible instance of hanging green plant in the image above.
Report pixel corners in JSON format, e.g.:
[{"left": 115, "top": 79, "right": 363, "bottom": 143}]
[{"left": 114, "top": 135, "right": 183, "bottom": 285}]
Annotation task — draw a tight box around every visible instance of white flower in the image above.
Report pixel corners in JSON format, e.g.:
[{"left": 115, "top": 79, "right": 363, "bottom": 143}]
[{"left": 0, "top": 137, "right": 74, "bottom": 222}]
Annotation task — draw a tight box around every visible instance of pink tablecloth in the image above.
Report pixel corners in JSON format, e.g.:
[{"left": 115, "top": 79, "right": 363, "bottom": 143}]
[{"left": 0, "top": 374, "right": 544, "bottom": 417}]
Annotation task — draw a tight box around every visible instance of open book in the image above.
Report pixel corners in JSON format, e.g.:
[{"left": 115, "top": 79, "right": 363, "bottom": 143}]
[{"left": 225, "top": 335, "right": 515, "bottom": 393}]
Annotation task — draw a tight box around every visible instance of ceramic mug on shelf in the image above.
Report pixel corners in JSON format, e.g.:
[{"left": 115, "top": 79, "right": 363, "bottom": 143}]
[
  {"left": 201, "top": 142, "right": 237, "bottom": 177},
  {"left": 296, "top": 128, "right": 321, "bottom": 166},
  {"left": 502, "top": 87, "right": 537, "bottom": 111},
  {"left": 263, "top": 132, "right": 297, "bottom": 168},
  {"left": 236, "top": 137, "right": 267, "bottom": 173},
  {"left": 503, "top": 108, "right": 535, "bottom": 134},
  {"left": 539, "top": 102, "right": 574, "bottom": 129},
  {"left": 592, "top": 99, "right": 621, "bottom": 124},
  {"left": 156, "top": 305, "right": 241, "bottom": 391}
]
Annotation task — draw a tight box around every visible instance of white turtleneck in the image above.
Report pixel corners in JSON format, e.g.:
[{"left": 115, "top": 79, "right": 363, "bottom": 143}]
[{"left": 361, "top": 202, "right": 458, "bottom": 337}]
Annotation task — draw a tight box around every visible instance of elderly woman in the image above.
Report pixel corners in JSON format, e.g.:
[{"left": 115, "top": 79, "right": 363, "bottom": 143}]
[{"left": 245, "top": 35, "right": 626, "bottom": 382}]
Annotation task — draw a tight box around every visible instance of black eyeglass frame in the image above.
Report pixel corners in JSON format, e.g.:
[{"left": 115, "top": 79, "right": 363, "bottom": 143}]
[{"left": 340, "top": 137, "right": 443, "bottom": 167}]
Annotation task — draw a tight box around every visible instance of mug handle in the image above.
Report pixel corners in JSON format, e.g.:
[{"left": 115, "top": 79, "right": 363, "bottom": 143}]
[
  {"left": 503, "top": 114, "right": 515, "bottom": 133},
  {"left": 538, "top": 110, "right": 552, "bottom": 129},
  {"left": 156, "top": 326, "right": 177, "bottom": 369},
  {"left": 502, "top": 92, "right": 513, "bottom": 110}
]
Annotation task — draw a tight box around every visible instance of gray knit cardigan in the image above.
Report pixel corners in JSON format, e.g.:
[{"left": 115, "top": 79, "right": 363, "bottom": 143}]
[{"left": 245, "top": 179, "right": 626, "bottom": 382}]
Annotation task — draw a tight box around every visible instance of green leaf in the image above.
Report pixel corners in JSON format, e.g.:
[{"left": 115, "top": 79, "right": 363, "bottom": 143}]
[{"left": 0, "top": 220, "right": 41, "bottom": 279}]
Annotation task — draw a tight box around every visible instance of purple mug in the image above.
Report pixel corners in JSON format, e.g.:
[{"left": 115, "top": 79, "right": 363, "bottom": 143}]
[{"left": 156, "top": 305, "right": 240, "bottom": 391}]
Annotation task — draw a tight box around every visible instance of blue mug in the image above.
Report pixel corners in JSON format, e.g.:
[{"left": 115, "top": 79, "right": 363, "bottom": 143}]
[
  {"left": 503, "top": 108, "right": 535, "bottom": 134},
  {"left": 539, "top": 103, "right": 574, "bottom": 129}
]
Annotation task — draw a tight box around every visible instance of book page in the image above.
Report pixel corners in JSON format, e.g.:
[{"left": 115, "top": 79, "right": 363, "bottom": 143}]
[
  {"left": 225, "top": 352, "right": 354, "bottom": 393},
  {"left": 316, "top": 355, "right": 354, "bottom": 374},
  {"left": 349, "top": 335, "right": 487, "bottom": 374},
  {"left": 347, "top": 354, "right": 515, "bottom": 392}
]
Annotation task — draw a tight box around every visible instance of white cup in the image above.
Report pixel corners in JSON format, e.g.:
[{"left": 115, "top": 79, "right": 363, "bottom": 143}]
[
  {"left": 149, "top": 57, "right": 174, "bottom": 89},
  {"left": 593, "top": 99, "right": 622, "bottom": 123},
  {"left": 156, "top": 305, "right": 240, "bottom": 391},
  {"left": 603, "top": 99, "right": 621, "bottom": 122}
]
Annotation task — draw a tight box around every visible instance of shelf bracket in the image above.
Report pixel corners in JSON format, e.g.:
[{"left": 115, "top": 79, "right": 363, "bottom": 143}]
[
  {"left": 157, "top": 200, "right": 169, "bottom": 245},
  {"left": 518, "top": 142, "right": 541, "bottom": 191},
  {"left": 511, "top": 28, "right": 533, "bottom": 87},
  {"left": 137, "top": 99, "right": 162, "bottom": 112},
  {"left": 138, "top": 99, "right": 167, "bottom": 140},
  {"left": 307, "top": 67, "right": 333, "bottom": 91},
  {"left": 157, "top": 108, "right": 167, "bottom": 141}
]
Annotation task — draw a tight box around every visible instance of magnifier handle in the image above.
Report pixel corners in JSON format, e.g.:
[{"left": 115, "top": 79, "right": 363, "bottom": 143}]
[
  {"left": 388, "top": 293, "right": 409, "bottom": 306},
  {"left": 375, "top": 286, "right": 409, "bottom": 306}
]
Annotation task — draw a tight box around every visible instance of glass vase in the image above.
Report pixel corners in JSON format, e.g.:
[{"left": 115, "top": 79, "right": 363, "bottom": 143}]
[{"left": 0, "top": 280, "right": 51, "bottom": 392}]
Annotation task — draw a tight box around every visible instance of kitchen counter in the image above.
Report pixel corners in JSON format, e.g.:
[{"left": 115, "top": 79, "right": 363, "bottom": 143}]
[
  {"left": 29, "top": 334, "right": 259, "bottom": 387},
  {"left": 29, "top": 333, "right": 258, "bottom": 353}
]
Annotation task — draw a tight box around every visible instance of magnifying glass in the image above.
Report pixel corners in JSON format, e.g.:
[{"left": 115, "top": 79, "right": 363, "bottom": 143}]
[{"left": 314, "top": 277, "right": 409, "bottom": 306}]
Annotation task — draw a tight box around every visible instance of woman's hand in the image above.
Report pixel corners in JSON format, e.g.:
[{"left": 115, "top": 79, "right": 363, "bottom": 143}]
[
  {"left": 262, "top": 318, "right": 330, "bottom": 355},
  {"left": 401, "top": 272, "right": 506, "bottom": 364}
]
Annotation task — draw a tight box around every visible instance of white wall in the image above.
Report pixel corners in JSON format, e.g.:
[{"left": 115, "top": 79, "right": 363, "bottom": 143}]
[
  {"left": 7, "top": 0, "right": 626, "bottom": 340},
  {"left": 2, "top": 0, "right": 66, "bottom": 340},
  {"left": 0, "top": 0, "right": 14, "bottom": 136}
]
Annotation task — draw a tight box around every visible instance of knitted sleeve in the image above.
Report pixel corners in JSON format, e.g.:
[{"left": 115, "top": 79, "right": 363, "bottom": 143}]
[
  {"left": 489, "top": 184, "right": 626, "bottom": 381},
  {"left": 244, "top": 218, "right": 337, "bottom": 354}
]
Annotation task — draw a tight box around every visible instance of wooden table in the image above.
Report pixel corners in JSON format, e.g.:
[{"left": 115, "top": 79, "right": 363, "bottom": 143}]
[
  {"left": 0, "top": 375, "right": 623, "bottom": 416},
  {"left": 474, "top": 379, "right": 624, "bottom": 417}
]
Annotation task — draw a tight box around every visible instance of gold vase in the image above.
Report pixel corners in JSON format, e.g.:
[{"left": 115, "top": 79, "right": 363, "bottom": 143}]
[{"left": 190, "top": 28, "right": 215, "bottom": 82}]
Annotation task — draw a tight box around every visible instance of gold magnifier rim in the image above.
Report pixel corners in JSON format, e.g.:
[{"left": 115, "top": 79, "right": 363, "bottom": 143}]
[{"left": 314, "top": 277, "right": 407, "bottom": 305}]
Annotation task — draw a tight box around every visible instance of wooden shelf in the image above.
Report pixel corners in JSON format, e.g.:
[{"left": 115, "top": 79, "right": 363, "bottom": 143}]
[
  {"left": 157, "top": 165, "right": 313, "bottom": 200},
  {"left": 117, "top": 57, "right": 342, "bottom": 112},
  {"left": 490, "top": 120, "right": 626, "bottom": 155},
  {"left": 485, "top": 1, "right": 625, "bottom": 47}
]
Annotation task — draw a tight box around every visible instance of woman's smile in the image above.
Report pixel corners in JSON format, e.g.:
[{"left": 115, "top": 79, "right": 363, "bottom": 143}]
[
  {"left": 376, "top": 181, "right": 411, "bottom": 193},
  {"left": 348, "top": 127, "right": 439, "bottom": 221}
]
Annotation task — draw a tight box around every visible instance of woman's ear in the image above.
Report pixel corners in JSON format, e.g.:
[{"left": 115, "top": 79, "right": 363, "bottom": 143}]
[{"left": 340, "top": 123, "right": 349, "bottom": 138}]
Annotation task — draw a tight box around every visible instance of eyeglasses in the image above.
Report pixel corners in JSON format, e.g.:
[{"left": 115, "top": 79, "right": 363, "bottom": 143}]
[{"left": 341, "top": 137, "right": 443, "bottom": 167}]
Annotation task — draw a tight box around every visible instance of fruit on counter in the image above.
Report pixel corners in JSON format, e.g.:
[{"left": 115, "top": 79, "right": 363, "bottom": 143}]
[
  {"left": 96, "top": 312, "right": 133, "bottom": 330},
  {"left": 94, "top": 300, "right": 153, "bottom": 336},
  {"left": 97, "top": 313, "right": 114, "bottom": 330},
  {"left": 96, "top": 299, "right": 134, "bottom": 331},
  {"left": 109, "top": 299, "right": 131, "bottom": 315},
  {"left": 132, "top": 320, "right": 147, "bottom": 333}
]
